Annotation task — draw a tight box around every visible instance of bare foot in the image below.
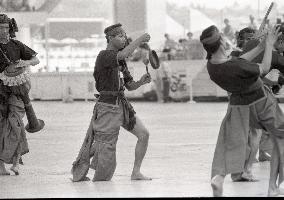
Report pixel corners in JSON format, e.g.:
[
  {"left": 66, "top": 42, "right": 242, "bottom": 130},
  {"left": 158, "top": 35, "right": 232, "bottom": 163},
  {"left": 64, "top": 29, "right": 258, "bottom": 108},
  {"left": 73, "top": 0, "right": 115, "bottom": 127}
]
[
  {"left": 0, "top": 168, "right": 10, "bottom": 176},
  {"left": 268, "top": 188, "right": 280, "bottom": 197},
  {"left": 10, "top": 166, "right": 19, "bottom": 176},
  {"left": 131, "top": 172, "right": 152, "bottom": 181},
  {"left": 278, "top": 187, "right": 284, "bottom": 195},
  {"left": 240, "top": 172, "right": 258, "bottom": 182},
  {"left": 71, "top": 176, "right": 90, "bottom": 182},
  {"left": 211, "top": 175, "right": 224, "bottom": 197},
  {"left": 231, "top": 172, "right": 242, "bottom": 182}
]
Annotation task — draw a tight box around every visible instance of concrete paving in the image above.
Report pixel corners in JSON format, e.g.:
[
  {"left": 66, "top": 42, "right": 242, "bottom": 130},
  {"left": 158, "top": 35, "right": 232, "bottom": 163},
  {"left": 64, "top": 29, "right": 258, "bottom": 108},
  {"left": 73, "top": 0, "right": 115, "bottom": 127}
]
[{"left": 0, "top": 101, "right": 280, "bottom": 197}]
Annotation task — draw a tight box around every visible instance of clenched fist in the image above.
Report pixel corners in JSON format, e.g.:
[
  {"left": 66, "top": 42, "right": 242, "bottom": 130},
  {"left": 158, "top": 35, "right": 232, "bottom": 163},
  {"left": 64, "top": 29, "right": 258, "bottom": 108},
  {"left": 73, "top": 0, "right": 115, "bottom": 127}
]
[
  {"left": 139, "top": 33, "right": 151, "bottom": 43},
  {"left": 15, "top": 60, "right": 29, "bottom": 68},
  {"left": 139, "top": 73, "right": 151, "bottom": 85},
  {"left": 142, "top": 58, "right": 149, "bottom": 66}
]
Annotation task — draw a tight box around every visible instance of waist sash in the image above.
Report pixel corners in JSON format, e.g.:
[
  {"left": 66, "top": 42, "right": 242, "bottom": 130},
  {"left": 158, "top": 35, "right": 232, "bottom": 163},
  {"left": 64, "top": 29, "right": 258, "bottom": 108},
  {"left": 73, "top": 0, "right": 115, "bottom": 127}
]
[{"left": 96, "top": 90, "right": 136, "bottom": 131}]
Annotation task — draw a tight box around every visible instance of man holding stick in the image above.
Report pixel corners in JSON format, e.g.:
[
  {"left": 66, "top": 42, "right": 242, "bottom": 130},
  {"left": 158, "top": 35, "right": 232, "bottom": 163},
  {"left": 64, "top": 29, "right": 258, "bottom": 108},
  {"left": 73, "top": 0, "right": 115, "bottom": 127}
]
[{"left": 200, "top": 23, "right": 284, "bottom": 197}]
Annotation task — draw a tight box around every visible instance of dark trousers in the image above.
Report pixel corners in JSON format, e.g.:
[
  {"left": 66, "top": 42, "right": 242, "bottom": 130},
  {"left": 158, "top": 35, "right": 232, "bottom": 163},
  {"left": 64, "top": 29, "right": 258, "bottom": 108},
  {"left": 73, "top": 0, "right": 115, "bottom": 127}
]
[{"left": 162, "top": 77, "right": 170, "bottom": 102}]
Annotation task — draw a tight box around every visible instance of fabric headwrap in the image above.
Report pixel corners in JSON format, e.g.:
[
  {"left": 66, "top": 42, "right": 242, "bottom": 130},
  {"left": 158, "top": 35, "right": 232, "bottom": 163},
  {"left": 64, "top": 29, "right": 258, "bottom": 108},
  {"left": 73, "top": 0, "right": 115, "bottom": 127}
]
[
  {"left": 104, "top": 23, "right": 125, "bottom": 37},
  {"left": 201, "top": 30, "right": 221, "bottom": 45}
]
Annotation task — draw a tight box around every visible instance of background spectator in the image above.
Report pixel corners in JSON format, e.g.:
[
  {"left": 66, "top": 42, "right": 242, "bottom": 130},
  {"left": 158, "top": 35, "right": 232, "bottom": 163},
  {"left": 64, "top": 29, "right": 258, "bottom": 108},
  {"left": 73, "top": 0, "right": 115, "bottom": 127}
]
[
  {"left": 222, "top": 18, "right": 235, "bottom": 42},
  {"left": 186, "top": 32, "right": 193, "bottom": 41},
  {"left": 248, "top": 15, "right": 257, "bottom": 30},
  {"left": 162, "top": 33, "right": 178, "bottom": 60},
  {"left": 3, "top": 0, "right": 31, "bottom": 12}
]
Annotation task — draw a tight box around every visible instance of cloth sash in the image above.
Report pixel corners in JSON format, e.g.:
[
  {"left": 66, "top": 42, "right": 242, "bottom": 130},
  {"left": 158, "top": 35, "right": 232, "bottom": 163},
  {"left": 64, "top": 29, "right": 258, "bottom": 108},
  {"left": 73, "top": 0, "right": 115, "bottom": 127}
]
[
  {"left": 71, "top": 116, "right": 95, "bottom": 182},
  {"left": 97, "top": 90, "right": 136, "bottom": 131}
]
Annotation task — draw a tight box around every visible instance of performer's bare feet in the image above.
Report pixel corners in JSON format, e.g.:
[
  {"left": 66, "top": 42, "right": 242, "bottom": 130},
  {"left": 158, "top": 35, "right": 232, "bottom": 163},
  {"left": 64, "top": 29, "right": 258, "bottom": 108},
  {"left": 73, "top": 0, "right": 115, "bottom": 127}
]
[
  {"left": 278, "top": 187, "right": 284, "bottom": 195},
  {"left": 0, "top": 168, "right": 10, "bottom": 176},
  {"left": 0, "top": 161, "right": 10, "bottom": 176},
  {"left": 211, "top": 175, "right": 224, "bottom": 197},
  {"left": 131, "top": 172, "right": 152, "bottom": 180},
  {"left": 268, "top": 187, "right": 280, "bottom": 197},
  {"left": 10, "top": 166, "right": 19, "bottom": 175},
  {"left": 241, "top": 171, "right": 258, "bottom": 182},
  {"left": 10, "top": 155, "right": 20, "bottom": 175}
]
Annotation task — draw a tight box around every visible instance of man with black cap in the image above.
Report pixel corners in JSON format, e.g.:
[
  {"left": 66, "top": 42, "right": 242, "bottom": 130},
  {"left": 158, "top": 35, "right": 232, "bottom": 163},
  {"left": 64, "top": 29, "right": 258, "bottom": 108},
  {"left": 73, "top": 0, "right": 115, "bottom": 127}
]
[{"left": 72, "top": 23, "right": 152, "bottom": 182}]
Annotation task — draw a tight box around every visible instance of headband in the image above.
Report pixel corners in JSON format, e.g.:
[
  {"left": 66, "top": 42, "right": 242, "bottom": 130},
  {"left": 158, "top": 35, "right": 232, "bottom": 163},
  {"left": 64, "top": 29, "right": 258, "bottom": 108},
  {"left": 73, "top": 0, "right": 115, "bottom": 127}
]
[
  {"left": 201, "top": 30, "right": 221, "bottom": 45},
  {"left": 104, "top": 23, "right": 125, "bottom": 37}
]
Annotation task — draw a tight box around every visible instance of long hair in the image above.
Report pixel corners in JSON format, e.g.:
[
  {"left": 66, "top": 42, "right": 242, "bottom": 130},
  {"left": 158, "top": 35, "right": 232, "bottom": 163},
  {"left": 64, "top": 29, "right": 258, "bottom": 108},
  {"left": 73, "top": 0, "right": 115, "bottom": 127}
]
[{"left": 200, "top": 25, "right": 221, "bottom": 60}]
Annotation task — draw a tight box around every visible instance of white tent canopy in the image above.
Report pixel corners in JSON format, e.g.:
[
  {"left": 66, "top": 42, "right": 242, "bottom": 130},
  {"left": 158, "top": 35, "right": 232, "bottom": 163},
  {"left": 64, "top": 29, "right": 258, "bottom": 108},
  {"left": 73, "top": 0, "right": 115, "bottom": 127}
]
[
  {"left": 166, "top": 15, "right": 188, "bottom": 39},
  {"left": 189, "top": 8, "right": 217, "bottom": 36},
  {"left": 166, "top": 8, "right": 216, "bottom": 39}
]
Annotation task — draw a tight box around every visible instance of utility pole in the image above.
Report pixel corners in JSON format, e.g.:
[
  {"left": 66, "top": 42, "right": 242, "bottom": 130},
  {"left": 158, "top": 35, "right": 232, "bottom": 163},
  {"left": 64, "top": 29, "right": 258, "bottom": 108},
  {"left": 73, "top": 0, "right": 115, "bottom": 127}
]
[
  {"left": 113, "top": 0, "right": 118, "bottom": 24},
  {"left": 258, "top": 0, "right": 260, "bottom": 20},
  {"left": 45, "top": 21, "right": 49, "bottom": 72},
  {"left": 188, "top": 8, "right": 191, "bottom": 36}
]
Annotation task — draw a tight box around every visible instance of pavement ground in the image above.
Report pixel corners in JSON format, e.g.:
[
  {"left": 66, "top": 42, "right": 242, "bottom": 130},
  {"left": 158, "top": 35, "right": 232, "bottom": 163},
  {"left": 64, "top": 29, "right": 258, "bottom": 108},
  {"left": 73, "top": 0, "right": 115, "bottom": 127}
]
[{"left": 0, "top": 101, "right": 279, "bottom": 197}]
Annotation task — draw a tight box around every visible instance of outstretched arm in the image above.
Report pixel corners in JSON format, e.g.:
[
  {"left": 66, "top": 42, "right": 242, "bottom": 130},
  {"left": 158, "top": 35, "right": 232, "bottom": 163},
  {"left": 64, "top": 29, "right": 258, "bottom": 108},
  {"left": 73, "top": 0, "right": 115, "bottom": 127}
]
[
  {"left": 117, "top": 33, "right": 150, "bottom": 61},
  {"left": 125, "top": 73, "right": 151, "bottom": 91},
  {"left": 26, "top": 56, "right": 40, "bottom": 66},
  {"left": 258, "top": 27, "right": 281, "bottom": 75},
  {"left": 16, "top": 56, "right": 40, "bottom": 68}
]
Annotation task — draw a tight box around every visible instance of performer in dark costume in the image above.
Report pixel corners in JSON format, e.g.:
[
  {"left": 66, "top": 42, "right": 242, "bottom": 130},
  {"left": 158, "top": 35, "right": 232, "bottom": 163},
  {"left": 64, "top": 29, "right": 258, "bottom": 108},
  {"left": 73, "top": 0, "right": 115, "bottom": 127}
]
[
  {"left": 240, "top": 27, "right": 284, "bottom": 163},
  {"left": 229, "top": 27, "right": 281, "bottom": 182},
  {"left": 200, "top": 25, "right": 284, "bottom": 197},
  {"left": 0, "top": 14, "right": 42, "bottom": 176},
  {"left": 72, "top": 23, "right": 152, "bottom": 182}
]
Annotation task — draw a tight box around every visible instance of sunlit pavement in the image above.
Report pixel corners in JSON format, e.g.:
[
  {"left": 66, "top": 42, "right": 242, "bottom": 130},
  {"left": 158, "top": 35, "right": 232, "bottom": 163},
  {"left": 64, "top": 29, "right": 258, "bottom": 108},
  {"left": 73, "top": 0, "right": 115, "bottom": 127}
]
[{"left": 0, "top": 101, "right": 280, "bottom": 197}]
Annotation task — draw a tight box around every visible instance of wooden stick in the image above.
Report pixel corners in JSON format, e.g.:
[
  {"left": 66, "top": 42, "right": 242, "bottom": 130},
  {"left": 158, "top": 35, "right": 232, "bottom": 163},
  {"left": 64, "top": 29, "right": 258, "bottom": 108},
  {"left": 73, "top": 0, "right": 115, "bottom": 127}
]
[{"left": 253, "top": 2, "right": 274, "bottom": 40}]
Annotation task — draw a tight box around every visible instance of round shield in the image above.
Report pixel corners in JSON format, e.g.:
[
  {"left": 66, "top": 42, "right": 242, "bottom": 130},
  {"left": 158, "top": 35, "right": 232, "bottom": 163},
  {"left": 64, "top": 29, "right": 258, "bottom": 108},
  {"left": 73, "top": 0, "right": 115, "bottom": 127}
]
[
  {"left": 4, "top": 63, "right": 25, "bottom": 77},
  {"left": 149, "top": 50, "right": 160, "bottom": 69}
]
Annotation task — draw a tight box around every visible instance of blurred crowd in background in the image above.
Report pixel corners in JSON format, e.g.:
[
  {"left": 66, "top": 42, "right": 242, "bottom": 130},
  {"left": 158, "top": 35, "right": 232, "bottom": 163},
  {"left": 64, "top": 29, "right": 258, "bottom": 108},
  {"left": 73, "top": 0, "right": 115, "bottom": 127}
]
[
  {"left": 3, "top": 0, "right": 284, "bottom": 103},
  {"left": 0, "top": 0, "right": 34, "bottom": 12}
]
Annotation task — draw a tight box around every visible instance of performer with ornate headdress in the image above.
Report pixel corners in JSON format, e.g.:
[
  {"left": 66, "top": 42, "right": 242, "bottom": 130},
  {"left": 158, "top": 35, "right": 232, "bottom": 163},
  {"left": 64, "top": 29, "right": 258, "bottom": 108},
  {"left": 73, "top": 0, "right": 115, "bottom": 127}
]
[
  {"left": 71, "top": 23, "right": 152, "bottom": 182},
  {"left": 0, "top": 14, "right": 43, "bottom": 176},
  {"left": 0, "top": 14, "right": 44, "bottom": 133}
]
